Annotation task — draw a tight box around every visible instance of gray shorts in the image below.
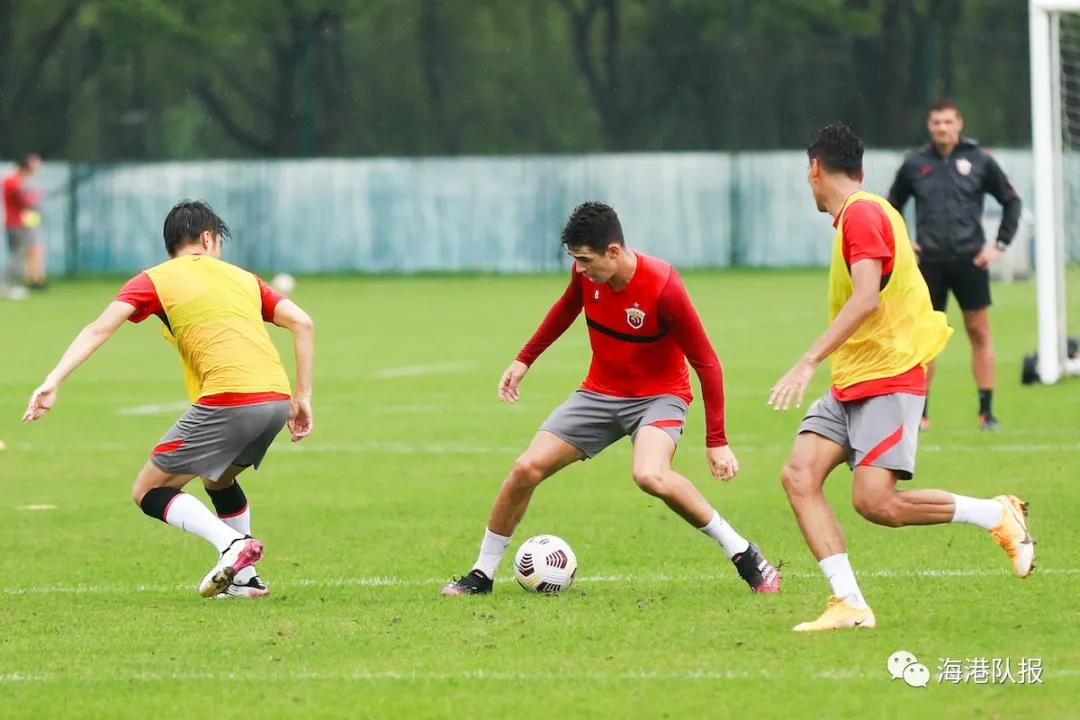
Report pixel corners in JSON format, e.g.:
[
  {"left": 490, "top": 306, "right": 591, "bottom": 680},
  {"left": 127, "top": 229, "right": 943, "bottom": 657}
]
[
  {"left": 540, "top": 390, "right": 689, "bottom": 459},
  {"left": 150, "top": 400, "right": 290, "bottom": 481},
  {"left": 798, "top": 391, "right": 923, "bottom": 479}
]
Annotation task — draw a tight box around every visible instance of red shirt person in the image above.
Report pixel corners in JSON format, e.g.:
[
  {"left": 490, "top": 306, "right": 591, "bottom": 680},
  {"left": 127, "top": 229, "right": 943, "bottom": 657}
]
[
  {"left": 3, "top": 154, "right": 43, "bottom": 290},
  {"left": 442, "top": 202, "right": 780, "bottom": 596}
]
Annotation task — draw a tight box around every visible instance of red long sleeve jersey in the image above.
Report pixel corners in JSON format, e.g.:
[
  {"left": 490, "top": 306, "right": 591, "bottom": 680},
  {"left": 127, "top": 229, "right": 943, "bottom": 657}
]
[{"left": 517, "top": 252, "right": 727, "bottom": 446}]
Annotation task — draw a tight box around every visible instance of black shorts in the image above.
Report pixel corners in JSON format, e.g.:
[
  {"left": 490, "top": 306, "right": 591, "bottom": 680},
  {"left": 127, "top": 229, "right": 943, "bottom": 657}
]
[{"left": 919, "top": 259, "right": 991, "bottom": 312}]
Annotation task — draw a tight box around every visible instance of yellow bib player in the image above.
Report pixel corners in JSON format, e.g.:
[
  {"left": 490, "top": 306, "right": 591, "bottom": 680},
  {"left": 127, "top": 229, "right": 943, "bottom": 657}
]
[
  {"left": 768, "top": 124, "right": 1035, "bottom": 632},
  {"left": 23, "top": 201, "right": 315, "bottom": 599}
]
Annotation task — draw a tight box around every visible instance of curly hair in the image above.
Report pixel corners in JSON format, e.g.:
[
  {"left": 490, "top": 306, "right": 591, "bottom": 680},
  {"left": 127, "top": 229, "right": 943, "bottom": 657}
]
[
  {"left": 561, "top": 202, "right": 624, "bottom": 253},
  {"left": 806, "top": 123, "right": 863, "bottom": 180}
]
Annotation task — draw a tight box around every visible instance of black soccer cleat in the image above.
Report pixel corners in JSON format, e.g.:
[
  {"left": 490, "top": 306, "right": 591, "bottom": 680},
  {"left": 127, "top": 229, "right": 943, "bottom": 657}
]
[
  {"left": 441, "top": 569, "right": 493, "bottom": 596},
  {"left": 979, "top": 413, "right": 1001, "bottom": 431},
  {"left": 732, "top": 543, "right": 781, "bottom": 593}
]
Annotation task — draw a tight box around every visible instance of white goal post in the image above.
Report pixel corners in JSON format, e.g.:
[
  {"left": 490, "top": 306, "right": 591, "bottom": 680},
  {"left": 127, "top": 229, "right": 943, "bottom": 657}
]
[{"left": 1030, "top": 0, "right": 1080, "bottom": 383}]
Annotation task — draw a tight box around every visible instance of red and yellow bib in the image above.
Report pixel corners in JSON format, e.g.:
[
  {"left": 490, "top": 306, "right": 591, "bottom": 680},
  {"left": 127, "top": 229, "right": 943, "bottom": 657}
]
[
  {"left": 144, "top": 255, "right": 291, "bottom": 402},
  {"left": 828, "top": 191, "right": 952, "bottom": 390}
]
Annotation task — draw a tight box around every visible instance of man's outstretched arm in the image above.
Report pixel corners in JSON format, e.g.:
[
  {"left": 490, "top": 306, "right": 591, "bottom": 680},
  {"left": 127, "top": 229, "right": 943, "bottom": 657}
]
[
  {"left": 500, "top": 274, "right": 583, "bottom": 403},
  {"left": 768, "top": 258, "right": 883, "bottom": 411},
  {"left": 23, "top": 301, "right": 136, "bottom": 421}
]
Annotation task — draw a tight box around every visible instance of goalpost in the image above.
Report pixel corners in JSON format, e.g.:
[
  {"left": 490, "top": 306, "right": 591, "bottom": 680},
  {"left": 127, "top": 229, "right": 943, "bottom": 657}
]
[{"left": 1030, "top": 0, "right": 1080, "bottom": 383}]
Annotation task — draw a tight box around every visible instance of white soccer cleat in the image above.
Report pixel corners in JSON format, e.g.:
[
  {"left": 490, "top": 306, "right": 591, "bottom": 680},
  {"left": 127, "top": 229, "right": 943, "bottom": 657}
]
[
  {"left": 215, "top": 574, "right": 270, "bottom": 599},
  {"left": 199, "top": 537, "right": 264, "bottom": 598}
]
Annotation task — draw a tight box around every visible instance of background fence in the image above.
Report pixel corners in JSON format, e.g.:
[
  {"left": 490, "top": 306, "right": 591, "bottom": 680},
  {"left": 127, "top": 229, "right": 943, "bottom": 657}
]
[{"left": 3, "top": 148, "right": 1040, "bottom": 276}]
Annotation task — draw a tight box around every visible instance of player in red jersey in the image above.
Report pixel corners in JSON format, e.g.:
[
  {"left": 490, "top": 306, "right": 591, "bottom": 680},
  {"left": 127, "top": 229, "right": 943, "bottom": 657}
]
[{"left": 443, "top": 202, "right": 780, "bottom": 595}]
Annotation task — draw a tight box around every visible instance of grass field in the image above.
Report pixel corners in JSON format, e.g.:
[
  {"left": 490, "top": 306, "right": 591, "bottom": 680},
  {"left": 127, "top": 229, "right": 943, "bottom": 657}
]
[{"left": 1, "top": 268, "right": 1078, "bottom": 718}]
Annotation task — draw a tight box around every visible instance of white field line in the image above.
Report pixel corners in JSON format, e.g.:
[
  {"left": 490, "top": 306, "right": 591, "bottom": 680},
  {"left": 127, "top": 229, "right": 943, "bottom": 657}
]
[
  {"left": 3, "top": 668, "right": 1079, "bottom": 684},
  {"left": 277, "top": 441, "right": 1080, "bottom": 455},
  {"left": 4, "top": 567, "right": 1078, "bottom": 596},
  {"left": 373, "top": 362, "right": 474, "bottom": 379},
  {"left": 8, "top": 440, "right": 1080, "bottom": 455},
  {"left": 117, "top": 400, "right": 190, "bottom": 416}
]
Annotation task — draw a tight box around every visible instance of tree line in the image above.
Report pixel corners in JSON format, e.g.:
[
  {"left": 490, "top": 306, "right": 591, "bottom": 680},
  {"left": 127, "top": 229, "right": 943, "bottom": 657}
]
[{"left": 0, "top": 0, "right": 1030, "bottom": 161}]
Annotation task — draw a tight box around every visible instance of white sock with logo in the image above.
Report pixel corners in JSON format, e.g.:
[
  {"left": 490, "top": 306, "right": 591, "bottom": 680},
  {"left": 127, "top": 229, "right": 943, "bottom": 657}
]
[
  {"left": 472, "top": 528, "right": 512, "bottom": 579},
  {"left": 164, "top": 493, "right": 243, "bottom": 553},
  {"left": 950, "top": 494, "right": 1004, "bottom": 530},
  {"left": 819, "top": 553, "right": 868, "bottom": 609},
  {"left": 698, "top": 510, "right": 750, "bottom": 559}
]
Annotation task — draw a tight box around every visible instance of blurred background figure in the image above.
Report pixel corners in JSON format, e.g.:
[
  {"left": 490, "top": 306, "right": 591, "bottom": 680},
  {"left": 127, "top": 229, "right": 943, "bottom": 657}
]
[{"left": 3, "top": 153, "right": 44, "bottom": 297}]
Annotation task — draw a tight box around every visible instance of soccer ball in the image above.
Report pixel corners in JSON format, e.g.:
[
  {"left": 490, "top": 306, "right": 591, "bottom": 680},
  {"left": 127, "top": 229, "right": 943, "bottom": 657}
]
[
  {"left": 271, "top": 272, "right": 296, "bottom": 295},
  {"left": 513, "top": 535, "right": 577, "bottom": 593}
]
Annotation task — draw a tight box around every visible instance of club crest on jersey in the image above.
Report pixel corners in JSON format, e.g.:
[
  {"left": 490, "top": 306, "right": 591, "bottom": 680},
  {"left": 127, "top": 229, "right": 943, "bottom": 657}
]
[
  {"left": 955, "top": 158, "right": 972, "bottom": 176},
  {"left": 625, "top": 306, "right": 646, "bottom": 329}
]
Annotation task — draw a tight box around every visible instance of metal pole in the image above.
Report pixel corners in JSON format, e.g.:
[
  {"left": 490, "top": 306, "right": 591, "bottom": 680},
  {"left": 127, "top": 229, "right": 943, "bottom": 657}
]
[{"left": 1030, "top": 1, "right": 1065, "bottom": 382}]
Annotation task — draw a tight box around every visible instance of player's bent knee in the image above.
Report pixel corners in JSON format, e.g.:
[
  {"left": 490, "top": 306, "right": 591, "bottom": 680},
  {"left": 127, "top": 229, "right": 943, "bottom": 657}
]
[
  {"left": 632, "top": 469, "right": 666, "bottom": 497},
  {"left": 781, "top": 463, "right": 815, "bottom": 499},
  {"left": 510, "top": 456, "right": 548, "bottom": 487},
  {"left": 852, "top": 492, "right": 902, "bottom": 527}
]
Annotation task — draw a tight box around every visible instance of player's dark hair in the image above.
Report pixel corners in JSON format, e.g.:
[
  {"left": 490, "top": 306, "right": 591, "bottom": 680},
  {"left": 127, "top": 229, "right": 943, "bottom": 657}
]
[
  {"left": 17, "top": 153, "right": 38, "bottom": 170},
  {"left": 163, "top": 200, "right": 231, "bottom": 256},
  {"left": 806, "top": 124, "right": 864, "bottom": 180},
  {"left": 561, "top": 202, "right": 624, "bottom": 254},
  {"left": 929, "top": 97, "right": 960, "bottom": 115}
]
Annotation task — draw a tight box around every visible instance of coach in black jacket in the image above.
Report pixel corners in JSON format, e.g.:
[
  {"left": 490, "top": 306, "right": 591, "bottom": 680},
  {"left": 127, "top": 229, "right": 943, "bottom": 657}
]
[{"left": 888, "top": 98, "right": 1021, "bottom": 432}]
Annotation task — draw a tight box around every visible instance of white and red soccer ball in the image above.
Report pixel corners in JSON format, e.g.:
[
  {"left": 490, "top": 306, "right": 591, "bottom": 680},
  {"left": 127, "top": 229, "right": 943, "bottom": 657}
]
[{"left": 513, "top": 535, "right": 577, "bottom": 593}]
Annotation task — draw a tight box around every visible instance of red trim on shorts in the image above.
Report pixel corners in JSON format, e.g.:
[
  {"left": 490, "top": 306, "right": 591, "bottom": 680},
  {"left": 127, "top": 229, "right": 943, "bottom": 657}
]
[
  {"left": 162, "top": 492, "right": 182, "bottom": 522},
  {"left": 648, "top": 419, "right": 685, "bottom": 429},
  {"left": 858, "top": 424, "right": 904, "bottom": 467},
  {"left": 152, "top": 438, "right": 184, "bottom": 455},
  {"left": 197, "top": 391, "right": 291, "bottom": 407},
  {"left": 218, "top": 503, "right": 249, "bottom": 520}
]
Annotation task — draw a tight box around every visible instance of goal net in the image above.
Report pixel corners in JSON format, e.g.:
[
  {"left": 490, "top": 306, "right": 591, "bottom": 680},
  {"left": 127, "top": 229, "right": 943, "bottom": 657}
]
[{"left": 1029, "top": 0, "right": 1080, "bottom": 382}]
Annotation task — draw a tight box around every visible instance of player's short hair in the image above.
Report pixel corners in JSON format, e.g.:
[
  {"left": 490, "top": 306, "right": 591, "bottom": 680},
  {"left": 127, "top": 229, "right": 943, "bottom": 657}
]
[
  {"left": 163, "top": 200, "right": 231, "bottom": 256},
  {"left": 561, "top": 202, "right": 624, "bottom": 253},
  {"left": 806, "top": 124, "right": 864, "bottom": 180},
  {"left": 17, "top": 153, "right": 39, "bottom": 170},
  {"left": 929, "top": 97, "right": 960, "bottom": 115}
]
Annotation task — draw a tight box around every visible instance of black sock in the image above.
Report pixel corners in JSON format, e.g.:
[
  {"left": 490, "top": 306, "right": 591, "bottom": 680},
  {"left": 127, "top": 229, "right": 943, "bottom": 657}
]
[
  {"left": 978, "top": 389, "right": 993, "bottom": 416},
  {"left": 922, "top": 395, "right": 929, "bottom": 420},
  {"left": 140, "top": 486, "right": 181, "bottom": 522},
  {"left": 205, "top": 481, "right": 248, "bottom": 518}
]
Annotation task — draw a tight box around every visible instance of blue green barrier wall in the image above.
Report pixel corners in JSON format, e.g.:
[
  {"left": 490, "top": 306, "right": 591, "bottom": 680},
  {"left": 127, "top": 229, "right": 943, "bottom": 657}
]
[{"left": 3, "top": 150, "right": 1039, "bottom": 276}]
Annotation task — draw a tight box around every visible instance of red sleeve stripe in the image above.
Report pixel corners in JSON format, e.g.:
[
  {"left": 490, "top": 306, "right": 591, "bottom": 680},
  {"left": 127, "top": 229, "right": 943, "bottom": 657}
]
[{"left": 648, "top": 419, "right": 685, "bottom": 429}]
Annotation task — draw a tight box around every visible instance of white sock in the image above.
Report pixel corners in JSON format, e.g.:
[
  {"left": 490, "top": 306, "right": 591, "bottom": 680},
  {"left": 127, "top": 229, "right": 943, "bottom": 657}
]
[
  {"left": 698, "top": 510, "right": 750, "bottom": 559},
  {"left": 950, "top": 494, "right": 1004, "bottom": 530},
  {"left": 472, "top": 528, "right": 512, "bottom": 579},
  {"left": 819, "top": 553, "right": 868, "bottom": 609},
  {"left": 164, "top": 493, "right": 243, "bottom": 553},
  {"left": 221, "top": 507, "right": 255, "bottom": 582},
  {"left": 220, "top": 507, "right": 251, "bottom": 536}
]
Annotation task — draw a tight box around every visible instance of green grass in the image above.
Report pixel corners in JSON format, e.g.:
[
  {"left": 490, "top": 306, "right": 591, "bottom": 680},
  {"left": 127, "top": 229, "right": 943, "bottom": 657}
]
[{"left": 1, "top": 269, "right": 1078, "bottom": 718}]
